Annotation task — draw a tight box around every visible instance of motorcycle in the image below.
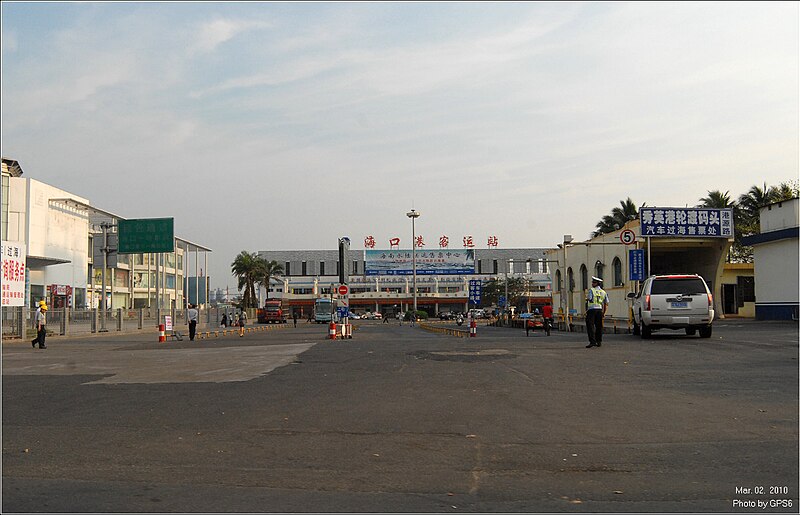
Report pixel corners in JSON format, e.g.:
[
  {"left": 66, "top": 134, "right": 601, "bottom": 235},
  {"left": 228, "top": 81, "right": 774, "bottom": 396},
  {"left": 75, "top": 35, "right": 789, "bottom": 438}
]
[{"left": 456, "top": 316, "right": 464, "bottom": 326}]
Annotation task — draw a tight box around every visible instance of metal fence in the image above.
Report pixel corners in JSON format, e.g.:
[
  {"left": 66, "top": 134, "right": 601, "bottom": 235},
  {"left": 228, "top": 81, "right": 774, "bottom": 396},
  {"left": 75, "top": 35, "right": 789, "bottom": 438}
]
[{"left": 1, "top": 306, "right": 252, "bottom": 340}]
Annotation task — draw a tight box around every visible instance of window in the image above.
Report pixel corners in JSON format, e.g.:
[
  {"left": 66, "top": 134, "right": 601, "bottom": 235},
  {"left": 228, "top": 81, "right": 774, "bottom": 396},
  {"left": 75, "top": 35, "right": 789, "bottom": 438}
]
[
  {"left": 320, "top": 262, "right": 326, "bottom": 276},
  {"left": 594, "top": 261, "right": 604, "bottom": 281},
  {"left": 352, "top": 260, "right": 357, "bottom": 274},
  {"left": 737, "top": 276, "right": 755, "bottom": 305},
  {"left": 556, "top": 270, "right": 562, "bottom": 291},
  {"left": 580, "top": 265, "right": 588, "bottom": 290},
  {"left": 302, "top": 261, "right": 307, "bottom": 276},
  {"left": 567, "top": 268, "right": 574, "bottom": 291},
  {"left": 477, "top": 260, "right": 482, "bottom": 274},
  {"left": 613, "top": 257, "right": 623, "bottom": 286},
  {"left": 285, "top": 262, "right": 291, "bottom": 276},
  {"left": 493, "top": 260, "right": 498, "bottom": 274}
]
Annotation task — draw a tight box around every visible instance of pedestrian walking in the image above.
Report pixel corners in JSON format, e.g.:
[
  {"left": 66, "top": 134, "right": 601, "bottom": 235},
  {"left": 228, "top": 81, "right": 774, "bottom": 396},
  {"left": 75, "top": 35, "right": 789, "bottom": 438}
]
[
  {"left": 238, "top": 310, "right": 246, "bottom": 337},
  {"left": 31, "top": 300, "right": 48, "bottom": 349},
  {"left": 292, "top": 310, "right": 298, "bottom": 328},
  {"left": 585, "top": 276, "right": 608, "bottom": 348},
  {"left": 187, "top": 303, "right": 198, "bottom": 341},
  {"left": 382, "top": 312, "right": 389, "bottom": 324},
  {"left": 221, "top": 313, "right": 228, "bottom": 328}
]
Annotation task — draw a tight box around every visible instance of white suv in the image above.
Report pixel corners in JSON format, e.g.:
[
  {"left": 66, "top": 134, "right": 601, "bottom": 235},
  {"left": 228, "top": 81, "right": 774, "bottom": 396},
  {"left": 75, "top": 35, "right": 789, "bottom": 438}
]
[{"left": 629, "top": 274, "right": 714, "bottom": 338}]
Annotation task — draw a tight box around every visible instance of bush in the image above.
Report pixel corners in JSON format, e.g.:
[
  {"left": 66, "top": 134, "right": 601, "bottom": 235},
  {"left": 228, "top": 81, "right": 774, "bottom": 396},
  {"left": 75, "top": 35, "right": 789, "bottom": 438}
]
[{"left": 403, "top": 310, "right": 429, "bottom": 321}]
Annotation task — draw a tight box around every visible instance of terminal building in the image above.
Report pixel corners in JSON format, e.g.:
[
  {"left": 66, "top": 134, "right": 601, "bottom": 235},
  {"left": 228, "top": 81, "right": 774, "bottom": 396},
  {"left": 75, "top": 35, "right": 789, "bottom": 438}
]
[
  {"left": 257, "top": 248, "right": 554, "bottom": 318},
  {"left": 1, "top": 157, "right": 212, "bottom": 312}
]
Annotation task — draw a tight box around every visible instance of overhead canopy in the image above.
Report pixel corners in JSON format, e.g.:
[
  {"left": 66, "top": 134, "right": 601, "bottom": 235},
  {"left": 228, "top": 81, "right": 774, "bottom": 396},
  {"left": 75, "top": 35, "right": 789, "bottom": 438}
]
[
  {"left": 27, "top": 255, "right": 71, "bottom": 267},
  {"left": 48, "top": 198, "right": 211, "bottom": 252}
]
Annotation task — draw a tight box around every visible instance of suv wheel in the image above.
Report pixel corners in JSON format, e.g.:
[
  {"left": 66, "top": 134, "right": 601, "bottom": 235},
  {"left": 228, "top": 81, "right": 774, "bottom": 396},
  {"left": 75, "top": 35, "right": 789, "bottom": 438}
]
[
  {"left": 699, "top": 326, "right": 712, "bottom": 338},
  {"left": 685, "top": 328, "right": 697, "bottom": 336}
]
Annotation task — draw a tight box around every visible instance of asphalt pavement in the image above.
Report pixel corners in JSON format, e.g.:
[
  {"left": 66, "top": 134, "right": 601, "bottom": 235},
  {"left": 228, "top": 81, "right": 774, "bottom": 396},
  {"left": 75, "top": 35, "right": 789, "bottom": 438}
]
[{"left": 2, "top": 319, "right": 798, "bottom": 513}]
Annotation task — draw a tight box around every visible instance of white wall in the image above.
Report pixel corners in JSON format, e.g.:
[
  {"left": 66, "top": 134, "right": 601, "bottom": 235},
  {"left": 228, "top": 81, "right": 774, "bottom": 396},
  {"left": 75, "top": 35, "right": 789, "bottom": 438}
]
[
  {"left": 753, "top": 239, "right": 799, "bottom": 306},
  {"left": 23, "top": 178, "right": 90, "bottom": 295}
]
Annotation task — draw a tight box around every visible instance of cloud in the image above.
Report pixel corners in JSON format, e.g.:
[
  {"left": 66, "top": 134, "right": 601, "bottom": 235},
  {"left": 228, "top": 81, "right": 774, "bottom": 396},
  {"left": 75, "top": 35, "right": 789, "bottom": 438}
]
[
  {"left": 1, "top": 29, "right": 17, "bottom": 54},
  {"left": 192, "top": 18, "right": 272, "bottom": 54}
]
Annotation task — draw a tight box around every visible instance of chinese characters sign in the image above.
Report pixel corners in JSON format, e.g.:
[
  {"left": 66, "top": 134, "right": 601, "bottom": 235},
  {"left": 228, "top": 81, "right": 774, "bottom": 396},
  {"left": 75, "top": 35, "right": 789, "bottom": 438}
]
[
  {"left": 629, "top": 249, "right": 645, "bottom": 281},
  {"left": 2, "top": 241, "right": 26, "bottom": 306},
  {"left": 468, "top": 279, "right": 482, "bottom": 304},
  {"left": 640, "top": 208, "right": 734, "bottom": 238},
  {"left": 364, "top": 249, "right": 475, "bottom": 275},
  {"left": 365, "top": 235, "right": 499, "bottom": 249}
]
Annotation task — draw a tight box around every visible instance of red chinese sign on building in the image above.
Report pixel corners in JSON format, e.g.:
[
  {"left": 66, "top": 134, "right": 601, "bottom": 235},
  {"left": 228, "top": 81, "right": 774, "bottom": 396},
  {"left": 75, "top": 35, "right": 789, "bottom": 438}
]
[
  {"left": 463, "top": 236, "right": 475, "bottom": 248},
  {"left": 364, "top": 236, "right": 376, "bottom": 249},
  {"left": 439, "top": 235, "right": 449, "bottom": 248},
  {"left": 389, "top": 238, "right": 400, "bottom": 249},
  {"left": 487, "top": 236, "right": 499, "bottom": 248}
]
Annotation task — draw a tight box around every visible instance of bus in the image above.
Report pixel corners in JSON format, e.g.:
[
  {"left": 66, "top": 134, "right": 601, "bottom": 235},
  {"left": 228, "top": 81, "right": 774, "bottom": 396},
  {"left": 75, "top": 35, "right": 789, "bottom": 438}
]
[{"left": 314, "top": 298, "right": 335, "bottom": 323}]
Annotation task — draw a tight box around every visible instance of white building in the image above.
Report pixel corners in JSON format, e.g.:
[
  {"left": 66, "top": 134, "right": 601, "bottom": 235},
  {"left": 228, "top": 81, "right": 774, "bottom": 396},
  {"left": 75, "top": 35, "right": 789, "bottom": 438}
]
[
  {"left": 5, "top": 171, "right": 91, "bottom": 308},
  {"left": 2, "top": 157, "right": 212, "bottom": 311},
  {"left": 743, "top": 198, "right": 799, "bottom": 320}
]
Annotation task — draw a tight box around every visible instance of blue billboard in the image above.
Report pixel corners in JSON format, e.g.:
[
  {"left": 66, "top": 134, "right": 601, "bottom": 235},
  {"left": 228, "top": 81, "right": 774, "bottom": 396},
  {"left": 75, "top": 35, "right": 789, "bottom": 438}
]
[
  {"left": 365, "top": 249, "right": 475, "bottom": 276},
  {"left": 629, "top": 249, "right": 645, "bottom": 281},
  {"left": 640, "top": 207, "right": 734, "bottom": 238}
]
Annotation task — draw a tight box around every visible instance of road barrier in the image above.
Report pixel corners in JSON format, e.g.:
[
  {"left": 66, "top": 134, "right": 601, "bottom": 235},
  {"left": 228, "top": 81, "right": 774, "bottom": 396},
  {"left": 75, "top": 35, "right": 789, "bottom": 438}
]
[
  {"left": 158, "top": 324, "right": 166, "bottom": 342},
  {"left": 418, "top": 323, "right": 468, "bottom": 338}
]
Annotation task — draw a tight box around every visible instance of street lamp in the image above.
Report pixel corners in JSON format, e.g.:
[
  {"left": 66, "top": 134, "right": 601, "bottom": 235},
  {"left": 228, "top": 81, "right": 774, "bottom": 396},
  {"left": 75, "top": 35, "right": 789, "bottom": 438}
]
[{"left": 406, "top": 209, "right": 420, "bottom": 314}]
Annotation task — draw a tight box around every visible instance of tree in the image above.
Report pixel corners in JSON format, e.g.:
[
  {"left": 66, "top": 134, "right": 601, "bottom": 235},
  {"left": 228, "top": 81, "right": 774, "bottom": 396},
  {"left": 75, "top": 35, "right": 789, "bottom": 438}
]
[
  {"left": 697, "top": 190, "right": 748, "bottom": 262},
  {"left": 481, "top": 277, "right": 528, "bottom": 310},
  {"left": 231, "top": 251, "right": 260, "bottom": 309},
  {"left": 256, "top": 259, "right": 284, "bottom": 302},
  {"left": 594, "top": 198, "right": 640, "bottom": 237}
]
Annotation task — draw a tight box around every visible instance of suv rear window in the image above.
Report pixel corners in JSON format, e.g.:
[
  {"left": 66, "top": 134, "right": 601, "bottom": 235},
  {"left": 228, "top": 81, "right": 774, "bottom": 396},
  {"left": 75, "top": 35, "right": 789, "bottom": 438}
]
[{"left": 650, "top": 278, "right": 707, "bottom": 295}]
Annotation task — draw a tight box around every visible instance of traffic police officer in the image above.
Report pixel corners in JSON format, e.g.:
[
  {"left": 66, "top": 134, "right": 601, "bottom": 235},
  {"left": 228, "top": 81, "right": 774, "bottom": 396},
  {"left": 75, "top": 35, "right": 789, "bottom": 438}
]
[{"left": 585, "top": 276, "right": 608, "bottom": 348}]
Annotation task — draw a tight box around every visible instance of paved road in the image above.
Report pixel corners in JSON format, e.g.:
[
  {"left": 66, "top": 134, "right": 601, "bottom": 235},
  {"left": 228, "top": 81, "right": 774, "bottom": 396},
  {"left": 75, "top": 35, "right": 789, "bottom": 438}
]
[{"left": 3, "top": 320, "right": 798, "bottom": 513}]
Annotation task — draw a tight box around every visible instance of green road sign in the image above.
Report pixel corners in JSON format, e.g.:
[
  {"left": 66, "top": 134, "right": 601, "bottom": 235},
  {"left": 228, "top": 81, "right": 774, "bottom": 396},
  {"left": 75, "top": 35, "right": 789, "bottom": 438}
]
[{"left": 118, "top": 218, "right": 175, "bottom": 254}]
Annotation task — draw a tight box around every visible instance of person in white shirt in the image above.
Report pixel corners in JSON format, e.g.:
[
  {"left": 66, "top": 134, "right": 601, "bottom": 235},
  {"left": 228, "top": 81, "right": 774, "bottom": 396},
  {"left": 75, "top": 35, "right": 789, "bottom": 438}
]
[{"left": 187, "top": 304, "right": 199, "bottom": 341}]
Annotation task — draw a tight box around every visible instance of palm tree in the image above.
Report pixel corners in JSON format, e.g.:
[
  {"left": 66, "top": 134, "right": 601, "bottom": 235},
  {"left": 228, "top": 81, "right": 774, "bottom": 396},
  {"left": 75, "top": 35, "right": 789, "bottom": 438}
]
[
  {"left": 773, "top": 181, "right": 799, "bottom": 202},
  {"left": 231, "top": 251, "right": 260, "bottom": 309},
  {"left": 737, "top": 183, "right": 775, "bottom": 236},
  {"left": 594, "top": 198, "right": 640, "bottom": 236},
  {"left": 698, "top": 190, "right": 734, "bottom": 209},
  {"left": 698, "top": 190, "right": 748, "bottom": 262},
  {"left": 256, "top": 259, "right": 284, "bottom": 301}
]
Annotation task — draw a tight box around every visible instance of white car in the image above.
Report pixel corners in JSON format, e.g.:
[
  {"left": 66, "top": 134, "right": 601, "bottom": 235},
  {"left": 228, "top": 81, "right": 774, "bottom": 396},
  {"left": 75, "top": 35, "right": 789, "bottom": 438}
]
[
  {"left": 348, "top": 312, "right": 361, "bottom": 320},
  {"left": 629, "top": 274, "right": 714, "bottom": 338}
]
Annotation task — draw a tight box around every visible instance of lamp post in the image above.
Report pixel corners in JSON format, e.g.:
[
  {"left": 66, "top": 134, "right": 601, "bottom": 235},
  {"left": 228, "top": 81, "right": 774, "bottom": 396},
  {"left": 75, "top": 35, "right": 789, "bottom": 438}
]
[{"left": 406, "top": 209, "right": 420, "bottom": 314}]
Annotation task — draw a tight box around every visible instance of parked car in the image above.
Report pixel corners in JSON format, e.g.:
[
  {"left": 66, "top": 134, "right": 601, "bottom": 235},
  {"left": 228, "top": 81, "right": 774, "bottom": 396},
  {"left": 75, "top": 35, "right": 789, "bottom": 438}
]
[
  {"left": 374, "top": 312, "right": 382, "bottom": 319},
  {"left": 439, "top": 311, "right": 454, "bottom": 320},
  {"left": 348, "top": 312, "right": 361, "bottom": 320},
  {"left": 629, "top": 274, "right": 714, "bottom": 338}
]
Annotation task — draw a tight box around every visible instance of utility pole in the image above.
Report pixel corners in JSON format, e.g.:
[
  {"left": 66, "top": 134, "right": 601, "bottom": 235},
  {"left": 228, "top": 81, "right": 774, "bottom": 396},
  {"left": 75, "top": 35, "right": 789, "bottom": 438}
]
[{"left": 99, "top": 222, "right": 115, "bottom": 332}]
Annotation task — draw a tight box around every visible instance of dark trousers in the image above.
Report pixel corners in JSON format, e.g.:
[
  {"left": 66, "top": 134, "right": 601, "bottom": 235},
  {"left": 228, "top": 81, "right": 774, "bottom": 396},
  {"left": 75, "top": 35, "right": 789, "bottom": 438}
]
[
  {"left": 33, "top": 326, "right": 46, "bottom": 347},
  {"left": 586, "top": 310, "right": 604, "bottom": 345},
  {"left": 189, "top": 320, "right": 197, "bottom": 340}
]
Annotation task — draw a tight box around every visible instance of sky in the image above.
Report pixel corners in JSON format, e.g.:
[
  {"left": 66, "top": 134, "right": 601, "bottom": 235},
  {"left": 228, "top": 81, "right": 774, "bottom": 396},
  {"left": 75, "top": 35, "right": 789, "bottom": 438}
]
[{"left": 2, "top": 2, "right": 798, "bottom": 291}]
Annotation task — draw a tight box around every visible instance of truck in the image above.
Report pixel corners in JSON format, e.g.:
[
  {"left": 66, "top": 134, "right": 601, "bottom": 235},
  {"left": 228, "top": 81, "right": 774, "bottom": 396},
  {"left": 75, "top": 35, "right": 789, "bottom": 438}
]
[{"left": 257, "top": 299, "right": 287, "bottom": 324}]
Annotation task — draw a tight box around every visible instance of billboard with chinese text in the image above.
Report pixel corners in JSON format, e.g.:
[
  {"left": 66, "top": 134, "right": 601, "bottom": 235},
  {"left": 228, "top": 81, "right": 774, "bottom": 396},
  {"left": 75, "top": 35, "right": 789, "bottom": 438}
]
[
  {"left": 2, "top": 241, "right": 26, "bottom": 306},
  {"left": 640, "top": 208, "right": 734, "bottom": 238},
  {"left": 365, "top": 249, "right": 475, "bottom": 275}
]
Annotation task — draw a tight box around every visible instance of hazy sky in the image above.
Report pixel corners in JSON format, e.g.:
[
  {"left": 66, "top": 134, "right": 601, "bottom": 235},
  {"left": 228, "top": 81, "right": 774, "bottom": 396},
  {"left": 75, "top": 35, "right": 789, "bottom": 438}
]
[{"left": 2, "top": 2, "right": 797, "bottom": 290}]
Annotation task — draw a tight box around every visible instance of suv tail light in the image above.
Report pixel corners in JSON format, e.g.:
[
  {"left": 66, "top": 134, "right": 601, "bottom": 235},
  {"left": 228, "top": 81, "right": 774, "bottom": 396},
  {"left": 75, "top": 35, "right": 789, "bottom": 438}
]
[
  {"left": 708, "top": 293, "right": 713, "bottom": 307},
  {"left": 645, "top": 294, "right": 651, "bottom": 311}
]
